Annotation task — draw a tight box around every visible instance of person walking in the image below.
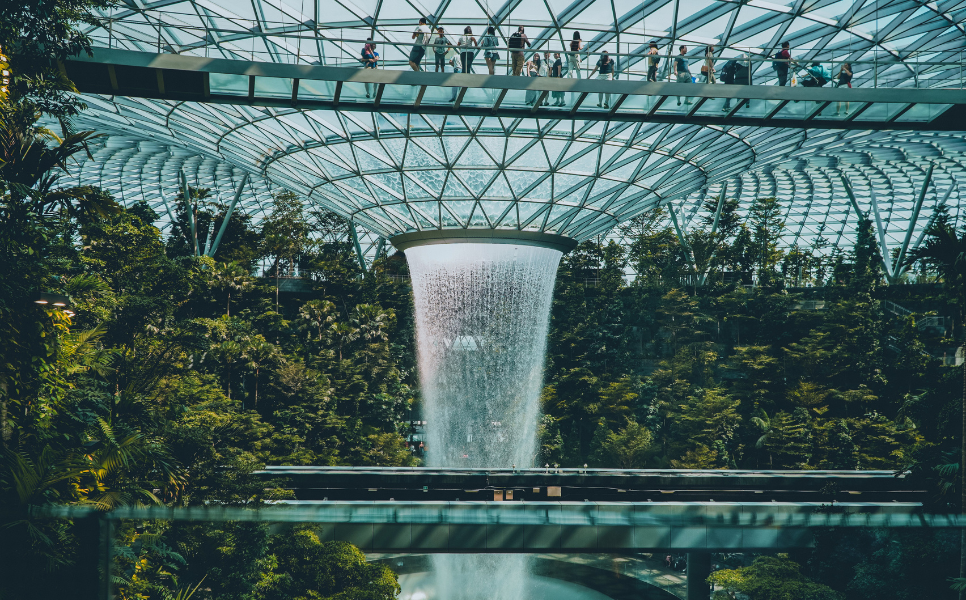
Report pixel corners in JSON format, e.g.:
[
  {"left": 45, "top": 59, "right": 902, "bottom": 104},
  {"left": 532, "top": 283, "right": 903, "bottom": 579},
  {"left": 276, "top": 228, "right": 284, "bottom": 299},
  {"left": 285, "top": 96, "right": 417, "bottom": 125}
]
[
  {"left": 646, "top": 41, "right": 660, "bottom": 82},
  {"left": 551, "top": 52, "right": 565, "bottom": 106},
  {"left": 569, "top": 32, "right": 584, "bottom": 78},
  {"left": 361, "top": 39, "right": 379, "bottom": 98},
  {"left": 673, "top": 45, "right": 692, "bottom": 105},
  {"left": 589, "top": 49, "right": 615, "bottom": 108},
  {"left": 773, "top": 41, "right": 791, "bottom": 86},
  {"left": 701, "top": 44, "right": 716, "bottom": 83},
  {"left": 480, "top": 26, "right": 500, "bottom": 75},
  {"left": 458, "top": 26, "right": 478, "bottom": 74},
  {"left": 409, "top": 17, "right": 430, "bottom": 71},
  {"left": 509, "top": 26, "right": 531, "bottom": 76},
  {"left": 720, "top": 54, "right": 750, "bottom": 110},
  {"left": 433, "top": 27, "right": 450, "bottom": 72}
]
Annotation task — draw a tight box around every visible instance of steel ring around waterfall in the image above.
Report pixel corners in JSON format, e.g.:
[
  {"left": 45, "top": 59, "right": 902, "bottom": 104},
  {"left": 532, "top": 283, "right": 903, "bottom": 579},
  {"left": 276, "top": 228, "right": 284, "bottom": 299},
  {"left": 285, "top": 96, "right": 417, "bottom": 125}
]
[{"left": 389, "top": 230, "right": 579, "bottom": 253}]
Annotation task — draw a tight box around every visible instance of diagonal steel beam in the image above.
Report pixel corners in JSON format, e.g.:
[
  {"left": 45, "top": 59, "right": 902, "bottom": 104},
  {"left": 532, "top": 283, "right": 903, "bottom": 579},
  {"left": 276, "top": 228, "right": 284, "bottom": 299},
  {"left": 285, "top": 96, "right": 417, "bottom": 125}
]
[
  {"left": 181, "top": 169, "right": 200, "bottom": 257},
  {"left": 208, "top": 172, "right": 249, "bottom": 258},
  {"left": 893, "top": 162, "right": 933, "bottom": 277}
]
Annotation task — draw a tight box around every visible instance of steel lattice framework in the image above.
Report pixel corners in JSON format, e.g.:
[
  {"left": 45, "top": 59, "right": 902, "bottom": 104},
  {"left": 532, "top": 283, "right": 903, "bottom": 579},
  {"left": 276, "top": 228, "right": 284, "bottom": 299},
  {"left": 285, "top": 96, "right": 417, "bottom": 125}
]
[{"left": 59, "top": 0, "right": 966, "bottom": 254}]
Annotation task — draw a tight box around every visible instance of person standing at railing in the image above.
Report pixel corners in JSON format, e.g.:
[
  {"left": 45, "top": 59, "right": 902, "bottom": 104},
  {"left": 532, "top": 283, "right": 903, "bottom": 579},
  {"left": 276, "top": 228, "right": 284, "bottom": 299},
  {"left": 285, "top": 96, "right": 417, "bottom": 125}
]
[
  {"left": 410, "top": 17, "right": 431, "bottom": 71},
  {"left": 701, "top": 45, "right": 716, "bottom": 83},
  {"left": 433, "top": 27, "right": 451, "bottom": 72},
  {"left": 525, "top": 53, "right": 542, "bottom": 105},
  {"left": 458, "top": 27, "right": 478, "bottom": 74},
  {"left": 646, "top": 41, "right": 661, "bottom": 82},
  {"left": 569, "top": 32, "right": 584, "bottom": 78},
  {"left": 772, "top": 41, "right": 791, "bottom": 86},
  {"left": 673, "top": 45, "right": 693, "bottom": 106},
  {"left": 589, "top": 50, "right": 615, "bottom": 108},
  {"left": 551, "top": 52, "right": 565, "bottom": 106},
  {"left": 480, "top": 26, "right": 500, "bottom": 75},
  {"left": 509, "top": 26, "right": 531, "bottom": 76},
  {"left": 834, "top": 62, "right": 853, "bottom": 115},
  {"left": 362, "top": 40, "right": 379, "bottom": 98}
]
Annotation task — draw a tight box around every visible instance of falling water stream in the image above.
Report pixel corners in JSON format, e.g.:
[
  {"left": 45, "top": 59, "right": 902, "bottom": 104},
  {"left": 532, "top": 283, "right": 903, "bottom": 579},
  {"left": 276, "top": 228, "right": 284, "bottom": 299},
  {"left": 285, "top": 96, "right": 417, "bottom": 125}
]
[{"left": 405, "top": 242, "right": 563, "bottom": 599}]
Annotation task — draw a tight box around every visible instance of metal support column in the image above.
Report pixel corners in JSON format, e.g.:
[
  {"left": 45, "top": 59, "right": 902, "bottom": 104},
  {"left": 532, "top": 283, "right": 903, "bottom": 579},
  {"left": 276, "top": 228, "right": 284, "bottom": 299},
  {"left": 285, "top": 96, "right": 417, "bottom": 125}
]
[
  {"left": 180, "top": 169, "right": 199, "bottom": 256},
  {"left": 667, "top": 202, "right": 694, "bottom": 270},
  {"left": 687, "top": 552, "right": 712, "bottom": 600},
  {"left": 841, "top": 175, "right": 892, "bottom": 279},
  {"left": 698, "top": 182, "right": 728, "bottom": 285},
  {"left": 349, "top": 221, "right": 367, "bottom": 274},
  {"left": 893, "top": 163, "right": 934, "bottom": 278},
  {"left": 208, "top": 172, "right": 249, "bottom": 258},
  {"left": 907, "top": 182, "right": 955, "bottom": 268}
]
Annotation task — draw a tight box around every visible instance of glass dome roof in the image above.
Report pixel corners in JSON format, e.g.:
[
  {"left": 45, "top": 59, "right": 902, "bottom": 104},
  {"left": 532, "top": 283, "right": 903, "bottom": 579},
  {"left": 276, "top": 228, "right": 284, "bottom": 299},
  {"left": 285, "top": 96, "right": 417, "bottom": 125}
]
[{"left": 62, "top": 0, "right": 965, "bottom": 248}]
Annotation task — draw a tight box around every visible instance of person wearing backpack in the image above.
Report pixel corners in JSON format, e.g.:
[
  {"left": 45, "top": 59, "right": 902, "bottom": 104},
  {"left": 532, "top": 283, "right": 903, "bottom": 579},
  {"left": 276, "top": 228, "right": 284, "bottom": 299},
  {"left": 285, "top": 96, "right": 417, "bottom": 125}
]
[
  {"left": 508, "top": 26, "right": 531, "bottom": 76},
  {"left": 720, "top": 55, "right": 748, "bottom": 111},
  {"left": 772, "top": 41, "right": 791, "bottom": 86}
]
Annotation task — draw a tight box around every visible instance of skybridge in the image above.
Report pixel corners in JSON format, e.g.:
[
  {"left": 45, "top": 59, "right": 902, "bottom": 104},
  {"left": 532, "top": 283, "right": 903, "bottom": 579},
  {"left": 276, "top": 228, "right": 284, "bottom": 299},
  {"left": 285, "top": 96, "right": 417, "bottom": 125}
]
[
  {"left": 64, "top": 48, "right": 966, "bottom": 130},
  {"left": 254, "top": 466, "right": 925, "bottom": 503}
]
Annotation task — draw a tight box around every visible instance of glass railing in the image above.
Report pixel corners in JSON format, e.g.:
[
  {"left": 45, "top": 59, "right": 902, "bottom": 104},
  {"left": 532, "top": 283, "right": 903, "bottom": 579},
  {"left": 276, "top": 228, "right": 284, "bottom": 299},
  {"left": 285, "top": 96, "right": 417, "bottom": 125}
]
[{"left": 85, "top": 13, "right": 966, "bottom": 90}]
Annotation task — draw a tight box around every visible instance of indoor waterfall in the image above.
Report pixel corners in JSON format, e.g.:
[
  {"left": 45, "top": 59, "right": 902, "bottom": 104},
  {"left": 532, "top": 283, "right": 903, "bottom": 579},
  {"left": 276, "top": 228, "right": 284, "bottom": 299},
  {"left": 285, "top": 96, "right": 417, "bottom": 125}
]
[{"left": 405, "top": 242, "right": 563, "bottom": 600}]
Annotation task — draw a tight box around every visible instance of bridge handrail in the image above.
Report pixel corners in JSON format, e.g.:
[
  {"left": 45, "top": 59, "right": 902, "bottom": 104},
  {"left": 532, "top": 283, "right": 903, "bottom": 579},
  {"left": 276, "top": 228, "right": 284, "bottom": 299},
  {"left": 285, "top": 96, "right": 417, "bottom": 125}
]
[{"left": 87, "top": 15, "right": 966, "bottom": 90}]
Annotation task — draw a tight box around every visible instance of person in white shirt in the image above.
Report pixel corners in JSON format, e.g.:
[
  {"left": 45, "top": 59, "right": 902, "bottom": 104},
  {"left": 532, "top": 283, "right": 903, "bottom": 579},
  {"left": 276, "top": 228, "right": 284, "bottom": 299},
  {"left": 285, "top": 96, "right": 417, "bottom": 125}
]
[{"left": 409, "top": 17, "right": 430, "bottom": 71}]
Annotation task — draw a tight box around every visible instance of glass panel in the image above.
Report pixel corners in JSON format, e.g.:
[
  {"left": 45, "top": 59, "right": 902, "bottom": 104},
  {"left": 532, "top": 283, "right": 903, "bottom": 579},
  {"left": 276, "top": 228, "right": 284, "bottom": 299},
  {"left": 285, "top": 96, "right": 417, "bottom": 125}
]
[
  {"left": 894, "top": 103, "right": 953, "bottom": 122},
  {"left": 692, "top": 96, "right": 734, "bottom": 115},
  {"left": 772, "top": 100, "right": 819, "bottom": 119},
  {"left": 459, "top": 87, "right": 496, "bottom": 108},
  {"left": 380, "top": 84, "right": 421, "bottom": 105},
  {"left": 616, "top": 94, "right": 662, "bottom": 114},
  {"left": 811, "top": 100, "right": 869, "bottom": 121},
  {"left": 853, "top": 103, "right": 911, "bottom": 121},
  {"left": 735, "top": 98, "right": 782, "bottom": 118},
  {"left": 298, "top": 79, "right": 337, "bottom": 100},
  {"left": 421, "top": 83, "right": 461, "bottom": 105},
  {"left": 254, "top": 77, "right": 292, "bottom": 99},
  {"left": 209, "top": 73, "right": 248, "bottom": 96},
  {"left": 339, "top": 81, "right": 369, "bottom": 102},
  {"left": 501, "top": 88, "right": 530, "bottom": 110},
  {"left": 653, "top": 93, "right": 694, "bottom": 115}
]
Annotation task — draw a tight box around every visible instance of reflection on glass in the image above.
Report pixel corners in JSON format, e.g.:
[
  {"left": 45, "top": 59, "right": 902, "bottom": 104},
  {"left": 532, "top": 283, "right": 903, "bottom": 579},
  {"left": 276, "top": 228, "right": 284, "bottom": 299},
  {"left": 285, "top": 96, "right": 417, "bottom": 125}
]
[
  {"left": 209, "top": 73, "right": 248, "bottom": 95},
  {"left": 254, "top": 77, "right": 292, "bottom": 99}
]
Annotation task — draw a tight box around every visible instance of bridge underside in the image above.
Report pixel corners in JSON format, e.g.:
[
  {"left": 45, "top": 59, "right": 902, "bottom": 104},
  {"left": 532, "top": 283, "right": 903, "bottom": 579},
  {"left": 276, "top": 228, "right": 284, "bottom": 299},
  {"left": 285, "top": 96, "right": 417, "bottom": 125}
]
[
  {"left": 64, "top": 49, "right": 966, "bottom": 130},
  {"left": 40, "top": 500, "right": 928, "bottom": 553}
]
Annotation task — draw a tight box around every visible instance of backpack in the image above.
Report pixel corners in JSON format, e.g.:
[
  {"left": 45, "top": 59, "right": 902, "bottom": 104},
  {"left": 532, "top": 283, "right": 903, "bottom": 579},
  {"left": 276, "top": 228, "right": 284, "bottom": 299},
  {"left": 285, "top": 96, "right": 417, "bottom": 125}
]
[
  {"left": 771, "top": 50, "right": 783, "bottom": 71},
  {"left": 721, "top": 60, "right": 737, "bottom": 83},
  {"left": 508, "top": 31, "right": 523, "bottom": 49},
  {"left": 733, "top": 62, "right": 750, "bottom": 84}
]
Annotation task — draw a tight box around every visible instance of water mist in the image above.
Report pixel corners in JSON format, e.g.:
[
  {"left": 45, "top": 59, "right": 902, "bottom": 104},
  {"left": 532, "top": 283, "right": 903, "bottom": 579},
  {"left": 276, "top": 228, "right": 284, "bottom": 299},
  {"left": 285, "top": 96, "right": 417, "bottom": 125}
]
[{"left": 405, "top": 242, "right": 563, "bottom": 600}]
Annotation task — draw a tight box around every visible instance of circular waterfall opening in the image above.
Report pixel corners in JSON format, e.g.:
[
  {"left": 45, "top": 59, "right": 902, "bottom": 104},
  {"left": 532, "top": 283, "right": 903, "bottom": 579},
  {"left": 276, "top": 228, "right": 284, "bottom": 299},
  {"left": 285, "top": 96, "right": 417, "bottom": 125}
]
[{"left": 397, "top": 571, "right": 615, "bottom": 600}]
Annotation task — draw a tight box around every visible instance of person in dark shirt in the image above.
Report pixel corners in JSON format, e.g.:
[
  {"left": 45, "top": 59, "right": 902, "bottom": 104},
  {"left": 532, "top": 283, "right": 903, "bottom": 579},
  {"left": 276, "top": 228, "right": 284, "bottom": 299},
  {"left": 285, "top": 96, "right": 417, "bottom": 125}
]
[
  {"left": 589, "top": 50, "right": 615, "bottom": 108},
  {"left": 673, "top": 45, "right": 692, "bottom": 106},
  {"left": 551, "top": 52, "right": 565, "bottom": 106},
  {"left": 361, "top": 40, "right": 379, "bottom": 98},
  {"left": 774, "top": 41, "right": 791, "bottom": 86}
]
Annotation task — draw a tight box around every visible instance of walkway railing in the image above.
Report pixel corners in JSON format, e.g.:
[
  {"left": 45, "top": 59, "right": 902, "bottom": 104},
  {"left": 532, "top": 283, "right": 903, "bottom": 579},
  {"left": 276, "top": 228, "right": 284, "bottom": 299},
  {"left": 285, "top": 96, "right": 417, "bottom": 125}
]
[{"left": 87, "top": 14, "right": 966, "bottom": 90}]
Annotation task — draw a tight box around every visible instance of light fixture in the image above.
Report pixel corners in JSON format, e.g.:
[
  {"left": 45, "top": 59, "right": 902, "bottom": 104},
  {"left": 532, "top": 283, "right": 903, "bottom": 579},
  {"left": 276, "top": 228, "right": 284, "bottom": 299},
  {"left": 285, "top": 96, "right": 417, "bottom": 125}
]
[{"left": 33, "top": 292, "right": 71, "bottom": 308}]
